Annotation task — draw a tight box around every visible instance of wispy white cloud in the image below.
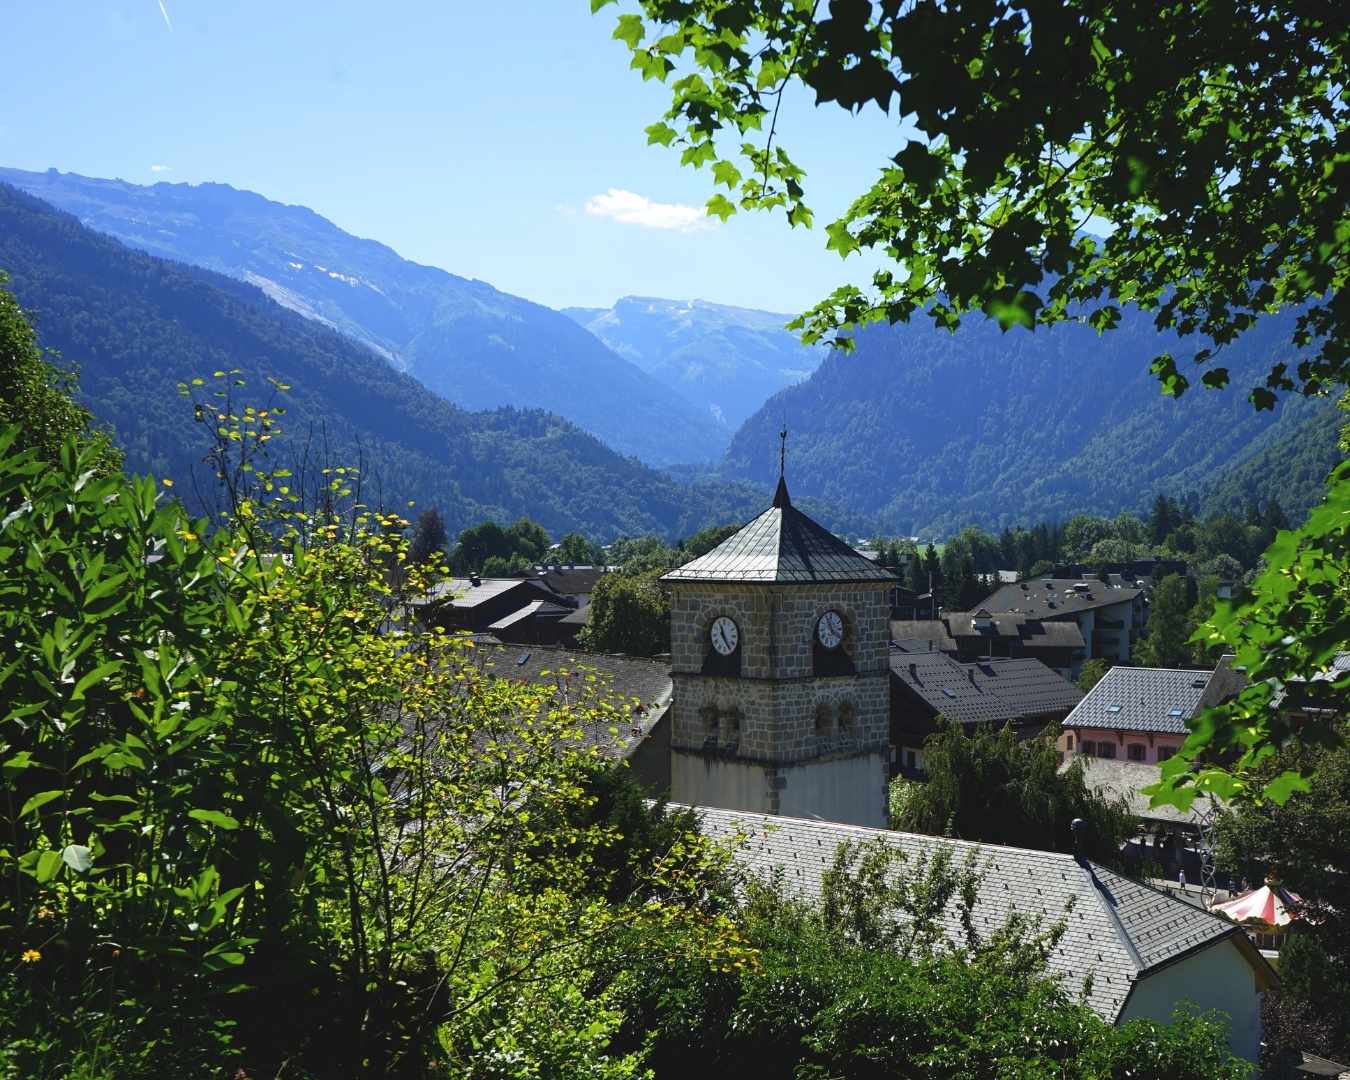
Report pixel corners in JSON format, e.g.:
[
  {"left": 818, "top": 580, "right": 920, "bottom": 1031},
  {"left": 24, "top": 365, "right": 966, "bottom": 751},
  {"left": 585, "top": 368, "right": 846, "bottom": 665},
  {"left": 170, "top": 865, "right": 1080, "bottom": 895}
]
[
  {"left": 157, "top": 0, "right": 173, "bottom": 31},
  {"left": 150, "top": 164, "right": 172, "bottom": 173},
  {"left": 583, "top": 188, "right": 711, "bottom": 232}
]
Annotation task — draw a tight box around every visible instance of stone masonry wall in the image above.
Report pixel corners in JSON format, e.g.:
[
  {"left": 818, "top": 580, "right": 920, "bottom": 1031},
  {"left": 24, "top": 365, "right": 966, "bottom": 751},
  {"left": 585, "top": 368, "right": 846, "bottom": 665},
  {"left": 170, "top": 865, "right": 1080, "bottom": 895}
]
[{"left": 668, "top": 582, "right": 892, "bottom": 765}]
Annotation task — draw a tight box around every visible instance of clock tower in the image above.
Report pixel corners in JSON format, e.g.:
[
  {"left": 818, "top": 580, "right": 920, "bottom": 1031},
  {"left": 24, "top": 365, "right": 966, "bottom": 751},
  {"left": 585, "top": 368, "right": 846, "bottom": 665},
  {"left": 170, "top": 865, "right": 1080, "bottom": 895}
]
[{"left": 660, "top": 473, "right": 896, "bottom": 827}]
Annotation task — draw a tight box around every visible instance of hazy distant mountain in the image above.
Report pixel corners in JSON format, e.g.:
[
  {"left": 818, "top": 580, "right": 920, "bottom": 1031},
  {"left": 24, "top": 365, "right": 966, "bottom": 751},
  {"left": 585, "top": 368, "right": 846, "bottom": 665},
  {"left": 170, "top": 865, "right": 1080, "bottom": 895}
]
[
  {"left": 0, "top": 182, "right": 779, "bottom": 541},
  {"left": 563, "top": 295, "right": 824, "bottom": 430},
  {"left": 724, "top": 312, "right": 1340, "bottom": 536},
  {"left": 0, "top": 167, "right": 725, "bottom": 466}
]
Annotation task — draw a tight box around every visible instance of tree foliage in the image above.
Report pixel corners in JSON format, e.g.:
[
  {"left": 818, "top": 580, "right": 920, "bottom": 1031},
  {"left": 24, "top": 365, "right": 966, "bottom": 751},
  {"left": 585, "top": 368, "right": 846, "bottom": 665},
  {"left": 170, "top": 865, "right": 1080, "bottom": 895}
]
[
  {"left": 0, "top": 276, "right": 118, "bottom": 477},
  {"left": 612, "top": 837, "right": 1249, "bottom": 1078},
  {"left": 407, "top": 506, "right": 449, "bottom": 565},
  {"left": 0, "top": 394, "right": 743, "bottom": 1076},
  {"left": 579, "top": 570, "right": 671, "bottom": 657},
  {"left": 897, "top": 724, "right": 1132, "bottom": 862},
  {"left": 601, "top": 0, "right": 1347, "bottom": 409},
  {"left": 1212, "top": 741, "right": 1350, "bottom": 1066}
]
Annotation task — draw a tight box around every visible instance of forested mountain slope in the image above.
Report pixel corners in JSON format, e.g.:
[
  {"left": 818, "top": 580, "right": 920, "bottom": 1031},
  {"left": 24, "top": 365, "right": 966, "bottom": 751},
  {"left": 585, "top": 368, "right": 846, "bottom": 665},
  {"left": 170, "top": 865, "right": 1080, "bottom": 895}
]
[
  {"left": 0, "top": 183, "right": 768, "bottom": 540},
  {"left": 0, "top": 167, "right": 725, "bottom": 465},
  {"left": 563, "top": 295, "right": 823, "bottom": 430},
  {"left": 726, "top": 312, "right": 1340, "bottom": 536}
]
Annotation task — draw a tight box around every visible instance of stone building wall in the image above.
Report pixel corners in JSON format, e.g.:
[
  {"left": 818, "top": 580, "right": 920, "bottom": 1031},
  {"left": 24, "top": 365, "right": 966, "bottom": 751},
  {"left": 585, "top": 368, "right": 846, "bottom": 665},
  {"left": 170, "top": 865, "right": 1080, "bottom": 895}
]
[{"left": 668, "top": 580, "right": 892, "bottom": 825}]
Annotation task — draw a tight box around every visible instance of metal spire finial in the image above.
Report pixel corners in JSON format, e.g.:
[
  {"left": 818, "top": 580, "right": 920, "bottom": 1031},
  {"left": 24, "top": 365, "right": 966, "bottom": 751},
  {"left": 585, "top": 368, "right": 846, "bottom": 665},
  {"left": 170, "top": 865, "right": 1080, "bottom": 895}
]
[{"left": 778, "top": 425, "right": 787, "bottom": 479}]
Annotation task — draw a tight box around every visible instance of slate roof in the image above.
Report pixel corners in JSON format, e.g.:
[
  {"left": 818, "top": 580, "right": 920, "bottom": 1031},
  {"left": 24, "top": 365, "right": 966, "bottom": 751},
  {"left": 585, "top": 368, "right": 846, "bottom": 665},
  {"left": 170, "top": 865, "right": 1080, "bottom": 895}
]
[
  {"left": 529, "top": 566, "right": 607, "bottom": 597},
  {"left": 1197, "top": 654, "right": 1248, "bottom": 712},
  {"left": 889, "top": 620, "right": 958, "bottom": 653},
  {"left": 486, "top": 600, "right": 571, "bottom": 631},
  {"left": 943, "top": 612, "right": 1087, "bottom": 650},
  {"left": 466, "top": 643, "right": 672, "bottom": 756},
  {"left": 1064, "top": 666, "right": 1213, "bottom": 735},
  {"left": 975, "top": 578, "right": 1142, "bottom": 619},
  {"left": 1065, "top": 758, "right": 1214, "bottom": 826},
  {"left": 891, "top": 651, "right": 1018, "bottom": 726},
  {"left": 661, "top": 478, "right": 896, "bottom": 585},
  {"left": 974, "top": 657, "right": 1085, "bottom": 715},
  {"left": 891, "top": 652, "right": 1082, "bottom": 725},
  {"left": 415, "top": 576, "right": 558, "bottom": 610},
  {"left": 692, "top": 805, "right": 1245, "bottom": 1022},
  {"left": 890, "top": 615, "right": 1085, "bottom": 653}
]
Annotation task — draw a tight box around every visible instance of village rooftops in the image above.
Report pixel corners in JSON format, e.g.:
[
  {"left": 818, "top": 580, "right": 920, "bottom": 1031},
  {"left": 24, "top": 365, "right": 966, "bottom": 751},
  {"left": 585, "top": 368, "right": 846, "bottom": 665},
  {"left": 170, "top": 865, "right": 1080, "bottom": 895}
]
[
  {"left": 661, "top": 478, "right": 896, "bottom": 585},
  {"left": 1064, "top": 665, "right": 1214, "bottom": 736},
  {"left": 1065, "top": 757, "right": 1215, "bottom": 827},
  {"left": 413, "top": 576, "right": 562, "bottom": 611},
  {"left": 890, "top": 615, "right": 1086, "bottom": 653},
  {"left": 691, "top": 805, "right": 1260, "bottom": 1023},
  {"left": 465, "top": 642, "right": 672, "bottom": 756},
  {"left": 527, "top": 565, "right": 608, "bottom": 597},
  {"left": 975, "top": 578, "right": 1143, "bottom": 619},
  {"left": 890, "top": 651, "right": 1082, "bottom": 727}
]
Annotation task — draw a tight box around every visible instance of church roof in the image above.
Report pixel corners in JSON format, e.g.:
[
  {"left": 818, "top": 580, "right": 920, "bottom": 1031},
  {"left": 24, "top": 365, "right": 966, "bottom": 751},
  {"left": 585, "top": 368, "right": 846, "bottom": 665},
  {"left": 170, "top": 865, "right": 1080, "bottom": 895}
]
[{"left": 661, "top": 478, "right": 897, "bottom": 585}]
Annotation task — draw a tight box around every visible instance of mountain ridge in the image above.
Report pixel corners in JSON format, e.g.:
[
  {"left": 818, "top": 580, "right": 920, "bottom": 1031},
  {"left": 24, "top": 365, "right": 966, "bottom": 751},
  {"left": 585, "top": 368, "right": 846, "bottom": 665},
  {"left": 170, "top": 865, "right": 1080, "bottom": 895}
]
[
  {"left": 723, "top": 314, "right": 1341, "bottom": 535},
  {"left": 0, "top": 166, "right": 726, "bottom": 466},
  {"left": 563, "top": 294, "right": 823, "bottom": 430},
  {"left": 0, "top": 181, "right": 790, "bottom": 542}
]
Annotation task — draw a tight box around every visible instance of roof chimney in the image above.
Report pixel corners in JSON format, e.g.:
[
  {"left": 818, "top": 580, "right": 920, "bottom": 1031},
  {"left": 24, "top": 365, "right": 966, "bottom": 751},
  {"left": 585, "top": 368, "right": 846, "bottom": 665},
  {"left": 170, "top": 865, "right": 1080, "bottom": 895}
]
[
  {"left": 908, "top": 662, "right": 917, "bottom": 678},
  {"left": 1070, "top": 818, "right": 1087, "bottom": 856}
]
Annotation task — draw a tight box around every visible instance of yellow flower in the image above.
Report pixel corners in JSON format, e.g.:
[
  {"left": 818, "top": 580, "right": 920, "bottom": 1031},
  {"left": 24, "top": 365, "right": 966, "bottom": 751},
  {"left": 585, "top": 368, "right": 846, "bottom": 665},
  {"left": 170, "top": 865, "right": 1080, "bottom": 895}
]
[{"left": 20, "top": 949, "right": 41, "bottom": 964}]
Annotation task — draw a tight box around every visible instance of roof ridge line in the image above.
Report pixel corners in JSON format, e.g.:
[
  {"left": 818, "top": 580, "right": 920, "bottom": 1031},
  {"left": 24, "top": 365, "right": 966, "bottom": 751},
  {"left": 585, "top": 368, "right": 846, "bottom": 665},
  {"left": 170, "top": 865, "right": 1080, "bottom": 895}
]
[
  {"left": 688, "top": 804, "right": 1083, "bottom": 863},
  {"left": 1080, "top": 858, "right": 1146, "bottom": 974}
]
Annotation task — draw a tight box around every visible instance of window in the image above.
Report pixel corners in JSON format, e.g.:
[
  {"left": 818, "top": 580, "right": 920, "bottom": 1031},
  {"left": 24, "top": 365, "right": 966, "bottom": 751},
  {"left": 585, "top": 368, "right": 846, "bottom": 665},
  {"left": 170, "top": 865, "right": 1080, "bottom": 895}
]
[
  {"left": 1128, "top": 743, "right": 1146, "bottom": 762},
  {"left": 1106, "top": 704, "right": 1123, "bottom": 714},
  {"left": 1081, "top": 740, "right": 1096, "bottom": 757},
  {"left": 1156, "top": 746, "right": 1175, "bottom": 762},
  {"left": 1066, "top": 734, "right": 1075, "bottom": 750},
  {"left": 1167, "top": 707, "right": 1184, "bottom": 718},
  {"left": 1097, "top": 742, "right": 1117, "bottom": 759}
]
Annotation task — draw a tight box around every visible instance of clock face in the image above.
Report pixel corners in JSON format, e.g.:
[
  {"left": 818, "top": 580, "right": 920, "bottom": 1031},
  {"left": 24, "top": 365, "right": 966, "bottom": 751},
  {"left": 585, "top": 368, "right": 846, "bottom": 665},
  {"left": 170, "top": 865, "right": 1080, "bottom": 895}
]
[
  {"left": 709, "top": 615, "right": 740, "bottom": 656},
  {"left": 816, "top": 610, "right": 845, "bottom": 650}
]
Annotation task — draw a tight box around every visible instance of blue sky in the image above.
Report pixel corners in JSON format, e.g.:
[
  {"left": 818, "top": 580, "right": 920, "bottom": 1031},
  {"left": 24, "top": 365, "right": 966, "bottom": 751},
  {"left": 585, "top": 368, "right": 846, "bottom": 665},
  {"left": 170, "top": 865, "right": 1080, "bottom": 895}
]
[{"left": 5, "top": 1, "right": 903, "bottom": 313}]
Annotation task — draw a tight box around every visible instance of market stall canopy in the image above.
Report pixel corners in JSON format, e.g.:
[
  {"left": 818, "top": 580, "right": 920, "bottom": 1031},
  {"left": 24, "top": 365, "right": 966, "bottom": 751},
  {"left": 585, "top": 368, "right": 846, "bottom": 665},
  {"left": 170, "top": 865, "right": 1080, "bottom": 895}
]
[{"left": 1211, "top": 883, "right": 1303, "bottom": 927}]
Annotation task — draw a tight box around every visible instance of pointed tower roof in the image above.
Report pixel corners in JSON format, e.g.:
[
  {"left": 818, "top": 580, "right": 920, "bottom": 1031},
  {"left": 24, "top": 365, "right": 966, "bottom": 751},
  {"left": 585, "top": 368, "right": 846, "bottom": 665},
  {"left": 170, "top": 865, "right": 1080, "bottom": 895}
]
[{"left": 661, "top": 479, "right": 897, "bottom": 584}]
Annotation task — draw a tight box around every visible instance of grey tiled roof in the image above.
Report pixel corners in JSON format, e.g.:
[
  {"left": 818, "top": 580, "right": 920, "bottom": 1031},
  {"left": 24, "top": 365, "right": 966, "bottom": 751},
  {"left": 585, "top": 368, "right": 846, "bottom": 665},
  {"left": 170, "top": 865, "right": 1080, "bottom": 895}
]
[
  {"left": 890, "top": 615, "right": 1085, "bottom": 653},
  {"left": 415, "top": 576, "right": 558, "bottom": 610},
  {"left": 1087, "top": 863, "right": 1236, "bottom": 970},
  {"left": 943, "top": 612, "right": 1087, "bottom": 650},
  {"left": 530, "top": 566, "right": 607, "bottom": 597},
  {"left": 661, "top": 479, "right": 896, "bottom": 585},
  {"left": 974, "top": 657, "right": 1084, "bottom": 715},
  {"left": 891, "top": 651, "right": 1018, "bottom": 725},
  {"left": 691, "top": 806, "right": 1241, "bottom": 1022},
  {"left": 892, "top": 652, "right": 1082, "bottom": 726},
  {"left": 1197, "top": 654, "right": 1248, "bottom": 711},
  {"left": 975, "top": 578, "right": 1142, "bottom": 619},
  {"left": 890, "top": 620, "right": 958, "bottom": 653},
  {"left": 1064, "top": 758, "right": 1214, "bottom": 826},
  {"left": 1064, "top": 666, "right": 1213, "bottom": 735},
  {"left": 486, "top": 600, "right": 571, "bottom": 631},
  {"left": 466, "top": 643, "right": 671, "bottom": 756}
]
